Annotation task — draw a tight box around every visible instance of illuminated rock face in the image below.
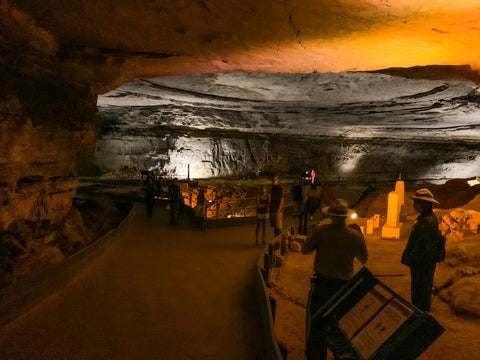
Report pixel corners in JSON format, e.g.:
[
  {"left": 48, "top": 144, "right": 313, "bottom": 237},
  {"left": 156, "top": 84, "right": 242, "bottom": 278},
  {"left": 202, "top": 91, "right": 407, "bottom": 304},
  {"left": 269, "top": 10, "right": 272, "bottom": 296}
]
[{"left": 96, "top": 71, "right": 480, "bottom": 181}]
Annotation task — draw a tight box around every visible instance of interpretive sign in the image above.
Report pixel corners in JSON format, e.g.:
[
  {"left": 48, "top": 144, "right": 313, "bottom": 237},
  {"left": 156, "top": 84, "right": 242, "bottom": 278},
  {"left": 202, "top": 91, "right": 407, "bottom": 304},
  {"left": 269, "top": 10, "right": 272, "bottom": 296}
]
[
  {"left": 313, "top": 268, "right": 444, "bottom": 360},
  {"left": 338, "top": 284, "right": 394, "bottom": 339}
]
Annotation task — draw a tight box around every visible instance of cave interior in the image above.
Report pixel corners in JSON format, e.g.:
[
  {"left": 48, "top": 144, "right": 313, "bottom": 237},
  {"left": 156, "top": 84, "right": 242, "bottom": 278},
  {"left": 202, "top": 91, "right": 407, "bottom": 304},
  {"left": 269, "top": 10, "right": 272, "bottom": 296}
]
[{"left": 1, "top": 2, "right": 480, "bottom": 351}]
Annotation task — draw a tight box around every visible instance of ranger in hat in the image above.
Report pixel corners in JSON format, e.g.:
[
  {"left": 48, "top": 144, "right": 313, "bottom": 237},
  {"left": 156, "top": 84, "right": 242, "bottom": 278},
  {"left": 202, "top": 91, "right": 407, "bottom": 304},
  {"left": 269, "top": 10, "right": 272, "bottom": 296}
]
[
  {"left": 302, "top": 199, "right": 368, "bottom": 360},
  {"left": 401, "top": 188, "right": 445, "bottom": 312}
]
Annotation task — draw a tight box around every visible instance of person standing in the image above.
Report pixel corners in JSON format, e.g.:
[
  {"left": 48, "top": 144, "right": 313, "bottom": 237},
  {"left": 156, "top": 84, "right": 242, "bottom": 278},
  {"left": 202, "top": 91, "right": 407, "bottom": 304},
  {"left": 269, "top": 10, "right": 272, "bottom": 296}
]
[
  {"left": 255, "top": 185, "right": 271, "bottom": 246},
  {"left": 320, "top": 181, "right": 335, "bottom": 207},
  {"left": 269, "top": 176, "right": 285, "bottom": 237},
  {"left": 143, "top": 175, "right": 156, "bottom": 217},
  {"left": 304, "top": 183, "right": 322, "bottom": 220},
  {"left": 168, "top": 178, "right": 181, "bottom": 225},
  {"left": 299, "top": 183, "right": 322, "bottom": 235},
  {"left": 401, "top": 188, "right": 445, "bottom": 312},
  {"left": 177, "top": 192, "right": 185, "bottom": 221},
  {"left": 302, "top": 199, "right": 368, "bottom": 360},
  {"left": 290, "top": 178, "right": 304, "bottom": 217}
]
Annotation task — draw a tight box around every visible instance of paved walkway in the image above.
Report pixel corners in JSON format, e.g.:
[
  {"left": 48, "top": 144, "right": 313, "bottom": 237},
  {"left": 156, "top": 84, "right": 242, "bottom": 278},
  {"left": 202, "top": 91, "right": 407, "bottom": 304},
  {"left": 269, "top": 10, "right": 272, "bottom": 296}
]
[{"left": 0, "top": 203, "right": 274, "bottom": 360}]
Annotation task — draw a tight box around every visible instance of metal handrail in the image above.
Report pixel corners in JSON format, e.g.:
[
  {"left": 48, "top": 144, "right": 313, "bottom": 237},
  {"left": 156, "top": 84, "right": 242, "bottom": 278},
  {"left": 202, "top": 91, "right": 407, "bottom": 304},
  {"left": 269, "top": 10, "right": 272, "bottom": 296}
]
[{"left": 180, "top": 188, "right": 258, "bottom": 220}]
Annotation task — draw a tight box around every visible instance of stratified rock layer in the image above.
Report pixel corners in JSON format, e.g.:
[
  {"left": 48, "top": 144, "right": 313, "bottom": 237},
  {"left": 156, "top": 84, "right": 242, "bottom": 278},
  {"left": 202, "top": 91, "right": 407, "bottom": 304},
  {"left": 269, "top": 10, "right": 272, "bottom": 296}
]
[{"left": 96, "top": 72, "right": 480, "bottom": 182}]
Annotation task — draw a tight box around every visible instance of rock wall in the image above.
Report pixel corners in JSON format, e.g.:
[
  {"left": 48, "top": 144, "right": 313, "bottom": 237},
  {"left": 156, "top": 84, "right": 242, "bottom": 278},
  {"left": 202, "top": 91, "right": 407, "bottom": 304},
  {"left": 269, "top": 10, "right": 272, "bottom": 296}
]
[
  {"left": 95, "top": 127, "right": 480, "bottom": 183},
  {"left": 0, "top": 74, "right": 99, "bottom": 286},
  {"left": 95, "top": 72, "right": 480, "bottom": 183}
]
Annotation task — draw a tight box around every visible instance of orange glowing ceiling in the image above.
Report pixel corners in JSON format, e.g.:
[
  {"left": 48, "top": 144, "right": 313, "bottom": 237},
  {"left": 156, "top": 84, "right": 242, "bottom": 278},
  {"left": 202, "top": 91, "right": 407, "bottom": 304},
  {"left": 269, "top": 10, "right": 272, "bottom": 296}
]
[{"left": 5, "top": 0, "right": 480, "bottom": 90}]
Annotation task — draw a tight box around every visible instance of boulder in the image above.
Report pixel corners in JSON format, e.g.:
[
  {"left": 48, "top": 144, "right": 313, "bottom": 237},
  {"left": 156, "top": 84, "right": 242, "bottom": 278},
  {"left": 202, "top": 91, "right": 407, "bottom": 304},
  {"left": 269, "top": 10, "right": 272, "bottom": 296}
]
[
  {"left": 13, "top": 233, "right": 65, "bottom": 280},
  {"left": 0, "top": 232, "right": 26, "bottom": 256},
  {"left": 440, "top": 209, "right": 480, "bottom": 242},
  {"left": 444, "top": 244, "right": 470, "bottom": 267},
  {"left": 0, "top": 269, "right": 13, "bottom": 288},
  {"left": 7, "top": 220, "right": 33, "bottom": 246},
  {"left": 290, "top": 241, "right": 302, "bottom": 253},
  {"left": 435, "top": 266, "right": 480, "bottom": 293},
  {"left": 438, "top": 274, "right": 480, "bottom": 317},
  {"left": 54, "top": 207, "right": 91, "bottom": 256}
]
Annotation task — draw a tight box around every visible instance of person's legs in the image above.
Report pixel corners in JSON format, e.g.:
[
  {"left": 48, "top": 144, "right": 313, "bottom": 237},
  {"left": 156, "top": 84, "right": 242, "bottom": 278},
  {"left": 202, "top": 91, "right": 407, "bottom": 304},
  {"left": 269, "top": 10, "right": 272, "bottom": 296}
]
[
  {"left": 270, "top": 211, "right": 282, "bottom": 237},
  {"left": 410, "top": 262, "right": 436, "bottom": 311},
  {"left": 177, "top": 201, "right": 184, "bottom": 221},
  {"left": 302, "top": 211, "right": 309, "bottom": 235},
  {"left": 261, "top": 218, "right": 267, "bottom": 244},
  {"left": 296, "top": 201, "right": 303, "bottom": 217},
  {"left": 306, "top": 277, "right": 348, "bottom": 360},
  {"left": 169, "top": 201, "right": 178, "bottom": 224},
  {"left": 274, "top": 209, "right": 284, "bottom": 236},
  {"left": 306, "top": 281, "right": 328, "bottom": 360},
  {"left": 146, "top": 202, "right": 153, "bottom": 217},
  {"left": 298, "top": 211, "right": 304, "bottom": 235}
]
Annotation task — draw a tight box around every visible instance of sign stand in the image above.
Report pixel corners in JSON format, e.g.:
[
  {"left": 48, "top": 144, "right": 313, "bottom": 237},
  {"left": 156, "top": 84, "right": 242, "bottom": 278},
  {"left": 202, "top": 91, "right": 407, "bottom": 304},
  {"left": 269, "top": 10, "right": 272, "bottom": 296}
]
[{"left": 312, "top": 268, "right": 445, "bottom": 360}]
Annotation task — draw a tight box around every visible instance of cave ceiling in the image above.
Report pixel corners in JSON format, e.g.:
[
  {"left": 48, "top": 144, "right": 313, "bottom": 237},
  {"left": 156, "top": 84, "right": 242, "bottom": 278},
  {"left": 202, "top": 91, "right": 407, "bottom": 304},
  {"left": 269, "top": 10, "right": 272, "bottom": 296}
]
[{"left": 3, "top": 0, "right": 480, "bottom": 94}]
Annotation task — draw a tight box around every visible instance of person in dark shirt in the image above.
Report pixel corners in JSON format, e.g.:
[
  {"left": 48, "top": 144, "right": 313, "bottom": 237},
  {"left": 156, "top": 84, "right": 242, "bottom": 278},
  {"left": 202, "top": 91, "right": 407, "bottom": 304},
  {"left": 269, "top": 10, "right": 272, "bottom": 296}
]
[
  {"left": 304, "top": 184, "right": 322, "bottom": 219},
  {"left": 168, "top": 178, "right": 181, "bottom": 225},
  {"left": 302, "top": 199, "right": 368, "bottom": 360},
  {"left": 320, "top": 181, "right": 335, "bottom": 206},
  {"left": 143, "top": 175, "right": 156, "bottom": 217},
  {"left": 290, "top": 179, "right": 304, "bottom": 217},
  {"left": 401, "top": 188, "right": 445, "bottom": 312}
]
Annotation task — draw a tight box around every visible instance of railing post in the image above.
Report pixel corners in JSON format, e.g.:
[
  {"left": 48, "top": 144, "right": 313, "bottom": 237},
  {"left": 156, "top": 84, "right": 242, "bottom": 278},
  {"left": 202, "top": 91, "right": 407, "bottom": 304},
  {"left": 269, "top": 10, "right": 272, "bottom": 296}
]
[
  {"left": 261, "top": 267, "right": 269, "bottom": 284},
  {"left": 269, "top": 296, "right": 277, "bottom": 323},
  {"left": 202, "top": 202, "right": 207, "bottom": 231},
  {"left": 268, "top": 243, "right": 274, "bottom": 259},
  {"left": 281, "top": 235, "right": 287, "bottom": 256},
  {"left": 264, "top": 253, "right": 271, "bottom": 270},
  {"left": 263, "top": 254, "right": 271, "bottom": 284}
]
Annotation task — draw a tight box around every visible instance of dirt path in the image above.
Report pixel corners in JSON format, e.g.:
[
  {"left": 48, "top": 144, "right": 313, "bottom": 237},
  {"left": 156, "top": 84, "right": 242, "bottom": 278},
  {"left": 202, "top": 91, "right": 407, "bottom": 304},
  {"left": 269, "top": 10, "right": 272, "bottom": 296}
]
[{"left": 0, "top": 203, "right": 268, "bottom": 359}]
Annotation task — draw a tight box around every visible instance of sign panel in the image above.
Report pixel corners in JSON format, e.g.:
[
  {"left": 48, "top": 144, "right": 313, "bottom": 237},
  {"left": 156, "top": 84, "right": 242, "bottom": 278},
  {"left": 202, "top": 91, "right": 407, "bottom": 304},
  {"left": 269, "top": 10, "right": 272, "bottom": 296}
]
[
  {"left": 350, "top": 298, "right": 413, "bottom": 359},
  {"left": 314, "top": 268, "right": 445, "bottom": 360},
  {"left": 338, "top": 284, "right": 394, "bottom": 339}
]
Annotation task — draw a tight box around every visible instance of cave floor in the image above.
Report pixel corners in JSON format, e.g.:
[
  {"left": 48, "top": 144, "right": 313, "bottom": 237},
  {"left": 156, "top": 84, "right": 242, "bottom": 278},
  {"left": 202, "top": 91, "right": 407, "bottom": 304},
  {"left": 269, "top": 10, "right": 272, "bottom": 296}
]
[
  {"left": 0, "top": 203, "right": 271, "bottom": 360},
  {"left": 3, "top": 182, "right": 478, "bottom": 360}
]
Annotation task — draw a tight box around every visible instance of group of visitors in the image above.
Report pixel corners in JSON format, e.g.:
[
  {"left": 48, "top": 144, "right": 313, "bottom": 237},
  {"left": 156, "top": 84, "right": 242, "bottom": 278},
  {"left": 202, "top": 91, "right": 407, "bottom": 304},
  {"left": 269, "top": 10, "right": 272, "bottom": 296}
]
[
  {"left": 256, "top": 175, "right": 338, "bottom": 245},
  {"left": 143, "top": 175, "right": 184, "bottom": 225},
  {"left": 293, "top": 178, "right": 336, "bottom": 235},
  {"left": 255, "top": 175, "right": 446, "bottom": 359},
  {"left": 149, "top": 172, "right": 446, "bottom": 359}
]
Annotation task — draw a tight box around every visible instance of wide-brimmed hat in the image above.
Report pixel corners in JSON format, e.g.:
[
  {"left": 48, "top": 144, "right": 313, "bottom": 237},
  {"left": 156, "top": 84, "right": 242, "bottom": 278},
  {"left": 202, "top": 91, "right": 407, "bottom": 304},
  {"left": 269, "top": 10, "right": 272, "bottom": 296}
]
[
  {"left": 411, "top": 188, "right": 439, "bottom": 204},
  {"left": 322, "top": 199, "right": 355, "bottom": 217}
]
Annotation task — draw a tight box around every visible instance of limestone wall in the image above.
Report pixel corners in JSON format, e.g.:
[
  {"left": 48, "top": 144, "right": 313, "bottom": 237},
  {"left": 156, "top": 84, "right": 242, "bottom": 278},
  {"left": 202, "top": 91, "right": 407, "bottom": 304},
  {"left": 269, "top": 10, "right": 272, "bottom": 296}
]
[
  {"left": 94, "top": 128, "right": 480, "bottom": 183},
  {"left": 0, "top": 76, "right": 98, "bottom": 286}
]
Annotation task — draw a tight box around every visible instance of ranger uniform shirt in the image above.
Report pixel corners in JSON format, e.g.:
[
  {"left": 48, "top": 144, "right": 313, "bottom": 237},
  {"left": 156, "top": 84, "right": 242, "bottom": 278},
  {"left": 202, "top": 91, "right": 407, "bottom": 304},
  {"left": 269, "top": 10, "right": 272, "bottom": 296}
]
[{"left": 302, "top": 222, "right": 368, "bottom": 280}]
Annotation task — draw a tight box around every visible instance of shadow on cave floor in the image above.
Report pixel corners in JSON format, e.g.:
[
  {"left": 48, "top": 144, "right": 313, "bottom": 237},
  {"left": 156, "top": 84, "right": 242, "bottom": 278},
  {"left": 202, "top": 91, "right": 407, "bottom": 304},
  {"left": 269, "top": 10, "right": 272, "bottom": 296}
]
[{"left": 0, "top": 202, "right": 272, "bottom": 360}]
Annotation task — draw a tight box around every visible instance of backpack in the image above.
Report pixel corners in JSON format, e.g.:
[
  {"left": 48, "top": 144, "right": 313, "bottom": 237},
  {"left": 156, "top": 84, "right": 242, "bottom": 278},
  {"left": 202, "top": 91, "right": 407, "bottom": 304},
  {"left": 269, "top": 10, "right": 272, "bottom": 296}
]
[{"left": 434, "top": 229, "right": 446, "bottom": 262}]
